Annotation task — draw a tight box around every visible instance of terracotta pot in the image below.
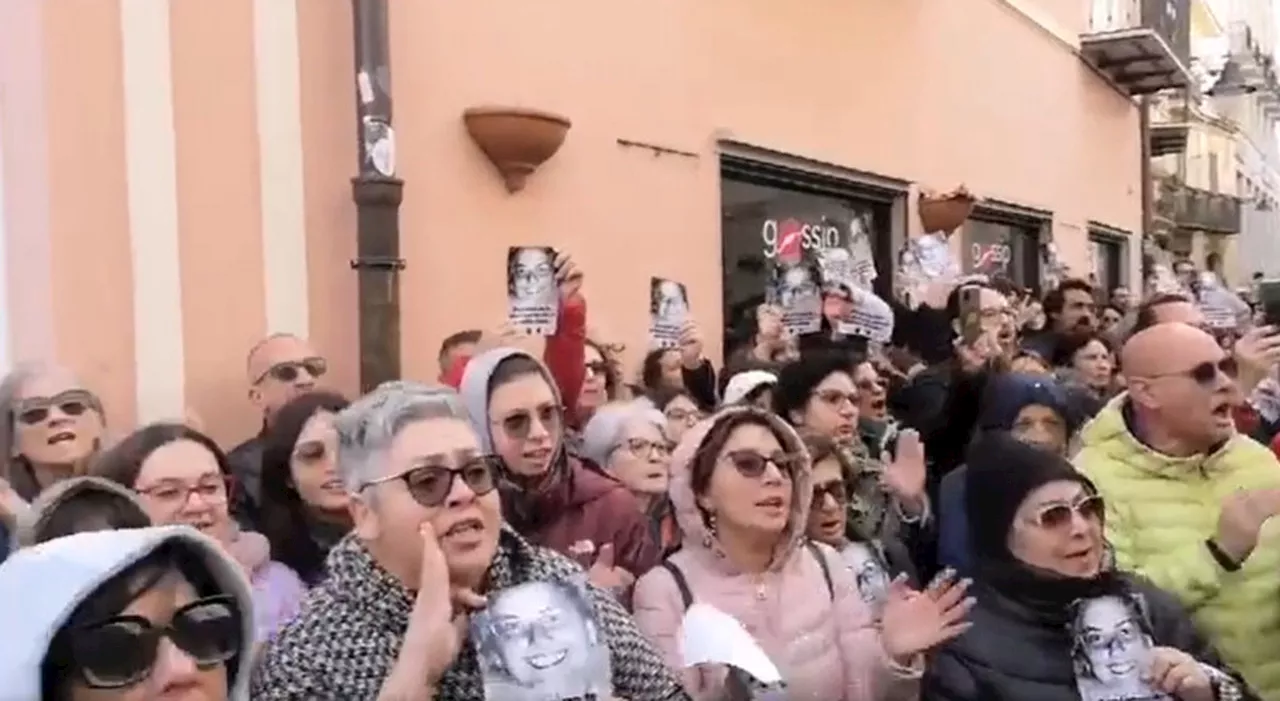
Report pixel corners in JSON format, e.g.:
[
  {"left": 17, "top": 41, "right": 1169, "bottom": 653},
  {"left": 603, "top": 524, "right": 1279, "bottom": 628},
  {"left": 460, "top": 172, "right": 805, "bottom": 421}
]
[
  {"left": 918, "top": 190, "right": 977, "bottom": 235},
  {"left": 462, "top": 106, "right": 572, "bottom": 193}
]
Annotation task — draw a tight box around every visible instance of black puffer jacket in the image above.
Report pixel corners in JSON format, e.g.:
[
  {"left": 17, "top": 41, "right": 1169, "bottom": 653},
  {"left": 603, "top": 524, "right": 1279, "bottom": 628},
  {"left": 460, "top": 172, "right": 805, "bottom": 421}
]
[{"left": 923, "top": 575, "right": 1256, "bottom": 701}]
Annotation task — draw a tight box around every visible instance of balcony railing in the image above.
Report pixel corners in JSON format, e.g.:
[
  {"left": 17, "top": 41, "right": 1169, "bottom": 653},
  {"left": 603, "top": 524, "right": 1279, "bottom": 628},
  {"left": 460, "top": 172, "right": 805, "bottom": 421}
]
[
  {"left": 1081, "top": 0, "right": 1192, "bottom": 94},
  {"left": 1156, "top": 179, "right": 1242, "bottom": 234}
]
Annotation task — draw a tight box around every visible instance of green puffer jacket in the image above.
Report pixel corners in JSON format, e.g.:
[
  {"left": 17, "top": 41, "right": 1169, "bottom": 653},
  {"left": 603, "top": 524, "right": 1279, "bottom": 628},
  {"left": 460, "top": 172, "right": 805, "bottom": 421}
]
[{"left": 1076, "top": 395, "right": 1280, "bottom": 700}]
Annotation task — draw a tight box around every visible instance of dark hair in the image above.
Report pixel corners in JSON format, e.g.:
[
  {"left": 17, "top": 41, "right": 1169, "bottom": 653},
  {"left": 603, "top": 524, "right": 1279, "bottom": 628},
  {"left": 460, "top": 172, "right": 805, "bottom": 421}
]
[
  {"left": 988, "top": 275, "right": 1022, "bottom": 299},
  {"left": 1101, "top": 303, "right": 1125, "bottom": 318},
  {"left": 259, "top": 391, "right": 349, "bottom": 584},
  {"left": 645, "top": 385, "right": 695, "bottom": 413},
  {"left": 1043, "top": 278, "right": 1095, "bottom": 319},
  {"left": 41, "top": 541, "right": 235, "bottom": 698},
  {"left": 585, "top": 338, "right": 622, "bottom": 401},
  {"left": 772, "top": 351, "right": 857, "bottom": 424},
  {"left": 438, "top": 330, "right": 481, "bottom": 373},
  {"left": 91, "top": 423, "right": 231, "bottom": 490},
  {"left": 488, "top": 355, "right": 551, "bottom": 396},
  {"left": 1132, "top": 292, "right": 1191, "bottom": 334},
  {"left": 26, "top": 487, "right": 151, "bottom": 546},
  {"left": 1051, "top": 333, "right": 1114, "bottom": 369},
  {"left": 641, "top": 348, "right": 681, "bottom": 392}
]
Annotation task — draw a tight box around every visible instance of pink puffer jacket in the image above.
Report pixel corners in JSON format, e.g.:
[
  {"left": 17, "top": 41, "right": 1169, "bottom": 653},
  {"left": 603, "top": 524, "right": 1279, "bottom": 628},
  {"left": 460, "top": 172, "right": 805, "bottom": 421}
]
[{"left": 632, "top": 407, "right": 920, "bottom": 701}]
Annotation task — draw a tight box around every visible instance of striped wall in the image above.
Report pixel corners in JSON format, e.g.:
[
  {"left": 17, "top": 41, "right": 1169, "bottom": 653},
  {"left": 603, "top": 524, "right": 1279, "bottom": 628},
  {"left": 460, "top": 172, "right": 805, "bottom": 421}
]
[{"left": 0, "top": 0, "right": 358, "bottom": 447}]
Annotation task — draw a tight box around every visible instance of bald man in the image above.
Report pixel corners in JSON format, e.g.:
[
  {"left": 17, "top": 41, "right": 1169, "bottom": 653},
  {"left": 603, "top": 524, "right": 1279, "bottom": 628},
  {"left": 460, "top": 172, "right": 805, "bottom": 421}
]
[
  {"left": 224, "top": 333, "right": 327, "bottom": 529},
  {"left": 1075, "top": 322, "right": 1280, "bottom": 697}
]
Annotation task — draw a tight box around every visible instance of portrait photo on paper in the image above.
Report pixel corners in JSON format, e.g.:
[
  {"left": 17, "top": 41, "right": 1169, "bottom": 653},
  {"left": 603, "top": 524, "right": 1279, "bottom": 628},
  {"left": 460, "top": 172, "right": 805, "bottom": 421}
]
[
  {"left": 471, "top": 578, "right": 612, "bottom": 701},
  {"left": 766, "top": 260, "right": 821, "bottom": 335},
  {"left": 1068, "top": 593, "right": 1171, "bottom": 701},
  {"left": 649, "top": 277, "right": 689, "bottom": 348},
  {"left": 507, "top": 246, "right": 560, "bottom": 336}
]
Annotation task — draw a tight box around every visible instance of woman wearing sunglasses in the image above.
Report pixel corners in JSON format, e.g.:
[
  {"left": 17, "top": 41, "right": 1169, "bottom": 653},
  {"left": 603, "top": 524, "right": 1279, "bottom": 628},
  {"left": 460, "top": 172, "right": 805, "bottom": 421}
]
[
  {"left": 252, "top": 381, "right": 684, "bottom": 700},
  {"left": 633, "top": 406, "right": 973, "bottom": 701},
  {"left": 0, "top": 526, "right": 253, "bottom": 699},
  {"left": 459, "top": 348, "right": 658, "bottom": 592},
  {"left": 91, "top": 423, "right": 306, "bottom": 646},
  {"left": 924, "top": 434, "right": 1251, "bottom": 701}
]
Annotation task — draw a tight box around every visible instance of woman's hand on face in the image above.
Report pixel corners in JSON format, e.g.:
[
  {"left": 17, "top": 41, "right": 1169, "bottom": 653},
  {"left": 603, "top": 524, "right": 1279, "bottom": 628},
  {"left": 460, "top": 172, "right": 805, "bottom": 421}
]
[
  {"left": 880, "top": 429, "right": 927, "bottom": 512},
  {"left": 1145, "top": 648, "right": 1214, "bottom": 701},
  {"left": 879, "top": 570, "right": 974, "bottom": 664},
  {"left": 409, "top": 522, "right": 487, "bottom": 684},
  {"left": 679, "top": 319, "right": 704, "bottom": 368},
  {"left": 554, "top": 250, "right": 585, "bottom": 299}
]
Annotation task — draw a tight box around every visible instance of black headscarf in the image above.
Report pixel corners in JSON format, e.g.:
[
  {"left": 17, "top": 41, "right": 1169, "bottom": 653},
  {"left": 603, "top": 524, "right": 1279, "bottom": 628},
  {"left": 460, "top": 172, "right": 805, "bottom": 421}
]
[{"left": 964, "top": 433, "right": 1121, "bottom": 625}]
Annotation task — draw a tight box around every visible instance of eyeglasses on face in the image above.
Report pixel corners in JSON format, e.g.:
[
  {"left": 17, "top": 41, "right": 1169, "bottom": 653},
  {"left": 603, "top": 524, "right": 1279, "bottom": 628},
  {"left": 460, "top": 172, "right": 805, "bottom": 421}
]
[
  {"left": 68, "top": 595, "right": 241, "bottom": 690},
  {"left": 814, "top": 388, "right": 859, "bottom": 407},
  {"left": 1144, "top": 357, "right": 1237, "bottom": 386},
  {"left": 722, "top": 450, "right": 799, "bottom": 479},
  {"left": 15, "top": 390, "right": 100, "bottom": 425},
  {"left": 811, "top": 480, "right": 846, "bottom": 507},
  {"left": 665, "top": 407, "right": 702, "bottom": 425},
  {"left": 1030, "top": 493, "right": 1105, "bottom": 530},
  {"left": 362, "top": 455, "right": 500, "bottom": 508},
  {"left": 255, "top": 357, "right": 327, "bottom": 385},
  {"left": 617, "top": 437, "right": 669, "bottom": 460},
  {"left": 135, "top": 476, "right": 231, "bottom": 508},
  {"left": 495, "top": 403, "right": 562, "bottom": 441}
]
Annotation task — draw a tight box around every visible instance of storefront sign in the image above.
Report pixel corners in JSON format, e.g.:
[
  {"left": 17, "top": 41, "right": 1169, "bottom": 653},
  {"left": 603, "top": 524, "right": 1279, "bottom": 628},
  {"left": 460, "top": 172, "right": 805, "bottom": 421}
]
[
  {"left": 971, "top": 242, "right": 1011, "bottom": 272},
  {"left": 761, "top": 218, "right": 842, "bottom": 262}
]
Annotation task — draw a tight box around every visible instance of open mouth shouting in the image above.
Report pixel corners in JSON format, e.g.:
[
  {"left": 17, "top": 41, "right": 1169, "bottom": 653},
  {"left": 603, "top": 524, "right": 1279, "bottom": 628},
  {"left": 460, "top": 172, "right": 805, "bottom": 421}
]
[{"left": 47, "top": 430, "right": 77, "bottom": 446}]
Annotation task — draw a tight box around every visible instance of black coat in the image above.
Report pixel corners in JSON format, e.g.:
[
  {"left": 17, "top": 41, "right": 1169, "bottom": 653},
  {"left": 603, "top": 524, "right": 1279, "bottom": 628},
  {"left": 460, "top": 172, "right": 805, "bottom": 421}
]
[{"left": 923, "top": 574, "right": 1257, "bottom": 701}]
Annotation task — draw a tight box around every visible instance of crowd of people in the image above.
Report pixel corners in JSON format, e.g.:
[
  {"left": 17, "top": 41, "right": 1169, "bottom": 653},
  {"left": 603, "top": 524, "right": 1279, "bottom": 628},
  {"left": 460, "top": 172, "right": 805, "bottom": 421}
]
[{"left": 0, "top": 246, "right": 1277, "bottom": 701}]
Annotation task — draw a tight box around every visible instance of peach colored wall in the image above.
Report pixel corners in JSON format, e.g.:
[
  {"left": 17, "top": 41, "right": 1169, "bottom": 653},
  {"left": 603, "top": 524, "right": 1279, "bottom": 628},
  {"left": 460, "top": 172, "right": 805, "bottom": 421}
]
[{"left": 3, "top": 0, "right": 1141, "bottom": 444}]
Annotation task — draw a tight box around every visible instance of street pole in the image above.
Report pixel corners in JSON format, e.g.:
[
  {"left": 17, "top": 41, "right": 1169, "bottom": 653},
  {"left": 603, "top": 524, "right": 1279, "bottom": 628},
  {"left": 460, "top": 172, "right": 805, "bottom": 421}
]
[
  {"left": 1139, "top": 95, "right": 1154, "bottom": 282},
  {"left": 350, "top": 0, "right": 404, "bottom": 393}
]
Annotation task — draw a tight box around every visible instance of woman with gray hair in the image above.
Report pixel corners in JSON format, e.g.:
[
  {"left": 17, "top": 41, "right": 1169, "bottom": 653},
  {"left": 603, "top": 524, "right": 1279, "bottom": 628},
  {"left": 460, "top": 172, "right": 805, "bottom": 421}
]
[
  {"left": 0, "top": 362, "right": 106, "bottom": 561},
  {"left": 580, "top": 401, "right": 679, "bottom": 555}
]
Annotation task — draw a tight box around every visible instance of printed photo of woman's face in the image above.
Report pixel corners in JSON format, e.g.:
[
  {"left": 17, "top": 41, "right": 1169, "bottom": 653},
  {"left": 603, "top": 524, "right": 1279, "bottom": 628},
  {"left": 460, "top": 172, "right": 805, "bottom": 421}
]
[
  {"left": 841, "top": 542, "right": 891, "bottom": 612},
  {"left": 1076, "top": 595, "right": 1149, "bottom": 684},
  {"left": 778, "top": 265, "right": 818, "bottom": 308},
  {"left": 512, "top": 248, "right": 555, "bottom": 301},
  {"left": 482, "top": 580, "right": 604, "bottom": 699}
]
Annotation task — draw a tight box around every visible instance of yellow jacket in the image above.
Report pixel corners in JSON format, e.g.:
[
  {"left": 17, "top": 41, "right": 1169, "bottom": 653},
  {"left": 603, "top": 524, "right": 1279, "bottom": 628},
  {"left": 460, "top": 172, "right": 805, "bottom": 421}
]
[{"left": 1076, "top": 396, "right": 1280, "bottom": 700}]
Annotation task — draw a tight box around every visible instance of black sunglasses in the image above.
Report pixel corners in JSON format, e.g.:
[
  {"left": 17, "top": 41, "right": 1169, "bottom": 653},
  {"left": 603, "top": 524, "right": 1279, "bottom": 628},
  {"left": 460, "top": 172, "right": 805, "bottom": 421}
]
[
  {"left": 1032, "top": 494, "right": 1105, "bottom": 530},
  {"left": 256, "top": 357, "right": 327, "bottom": 385},
  {"left": 364, "top": 455, "right": 500, "bottom": 508},
  {"left": 15, "top": 390, "right": 100, "bottom": 425},
  {"left": 1150, "top": 357, "right": 1237, "bottom": 386},
  {"left": 68, "top": 595, "right": 240, "bottom": 689},
  {"left": 497, "top": 403, "right": 562, "bottom": 440},
  {"left": 811, "top": 480, "right": 846, "bottom": 506},
  {"left": 723, "top": 450, "right": 799, "bottom": 479}
]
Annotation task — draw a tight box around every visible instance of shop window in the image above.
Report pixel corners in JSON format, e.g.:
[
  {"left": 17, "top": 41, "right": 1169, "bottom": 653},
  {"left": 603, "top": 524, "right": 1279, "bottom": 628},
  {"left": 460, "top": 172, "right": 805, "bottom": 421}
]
[
  {"left": 961, "top": 210, "right": 1044, "bottom": 292},
  {"left": 1089, "top": 228, "right": 1130, "bottom": 296},
  {"left": 720, "top": 156, "right": 900, "bottom": 352}
]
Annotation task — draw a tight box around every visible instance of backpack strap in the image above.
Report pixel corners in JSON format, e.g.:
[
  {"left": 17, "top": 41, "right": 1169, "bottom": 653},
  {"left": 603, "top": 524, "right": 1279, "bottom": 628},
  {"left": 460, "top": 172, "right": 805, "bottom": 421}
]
[
  {"left": 661, "top": 560, "right": 694, "bottom": 610},
  {"left": 806, "top": 540, "right": 835, "bottom": 602}
]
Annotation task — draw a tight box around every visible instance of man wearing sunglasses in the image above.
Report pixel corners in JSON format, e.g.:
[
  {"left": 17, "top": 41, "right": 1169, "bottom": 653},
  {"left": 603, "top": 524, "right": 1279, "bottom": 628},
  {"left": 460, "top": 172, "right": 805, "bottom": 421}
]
[
  {"left": 1075, "top": 322, "right": 1280, "bottom": 699},
  {"left": 225, "top": 333, "right": 328, "bottom": 530}
]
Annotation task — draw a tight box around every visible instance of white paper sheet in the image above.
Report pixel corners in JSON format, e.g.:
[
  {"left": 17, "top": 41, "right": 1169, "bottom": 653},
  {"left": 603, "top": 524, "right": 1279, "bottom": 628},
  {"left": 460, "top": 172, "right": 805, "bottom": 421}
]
[
  {"left": 838, "top": 288, "right": 895, "bottom": 342},
  {"left": 679, "top": 603, "right": 782, "bottom": 685}
]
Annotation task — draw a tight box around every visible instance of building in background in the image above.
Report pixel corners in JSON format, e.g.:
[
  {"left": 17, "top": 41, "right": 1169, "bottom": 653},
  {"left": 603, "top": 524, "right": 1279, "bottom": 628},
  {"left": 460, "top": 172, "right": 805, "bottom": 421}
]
[
  {"left": 1151, "top": 0, "right": 1280, "bottom": 284},
  {"left": 1, "top": 0, "right": 1167, "bottom": 439}
]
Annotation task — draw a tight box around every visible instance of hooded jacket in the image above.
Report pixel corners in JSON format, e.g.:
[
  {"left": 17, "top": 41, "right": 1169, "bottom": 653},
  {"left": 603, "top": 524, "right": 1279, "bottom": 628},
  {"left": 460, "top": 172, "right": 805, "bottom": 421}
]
[
  {"left": 0, "top": 525, "right": 255, "bottom": 699},
  {"left": 11, "top": 475, "right": 147, "bottom": 547},
  {"left": 1075, "top": 395, "right": 1280, "bottom": 699},
  {"left": 631, "top": 406, "right": 920, "bottom": 701},
  {"left": 460, "top": 347, "right": 659, "bottom": 578}
]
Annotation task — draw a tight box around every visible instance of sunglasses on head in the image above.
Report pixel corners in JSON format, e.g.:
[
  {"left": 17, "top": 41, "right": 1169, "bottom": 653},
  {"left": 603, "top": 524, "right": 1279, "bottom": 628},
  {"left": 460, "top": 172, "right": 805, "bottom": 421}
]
[
  {"left": 256, "top": 357, "right": 327, "bottom": 385},
  {"left": 498, "top": 403, "right": 562, "bottom": 440},
  {"left": 1031, "top": 493, "right": 1105, "bottom": 530},
  {"left": 723, "top": 450, "right": 798, "bottom": 479},
  {"left": 68, "top": 595, "right": 240, "bottom": 690},
  {"left": 812, "top": 480, "right": 846, "bottom": 506},
  {"left": 364, "top": 455, "right": 500, "bottom": 508},
  {"left": 15, "top": 390, "right": 99, "bottom": 425}
]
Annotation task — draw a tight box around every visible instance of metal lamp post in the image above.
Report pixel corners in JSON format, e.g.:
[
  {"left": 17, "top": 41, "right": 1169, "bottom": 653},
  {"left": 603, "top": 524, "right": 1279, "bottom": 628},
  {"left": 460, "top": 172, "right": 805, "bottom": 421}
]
[{"left": 350, "top": 0, "right": 404, "bottom": 393}]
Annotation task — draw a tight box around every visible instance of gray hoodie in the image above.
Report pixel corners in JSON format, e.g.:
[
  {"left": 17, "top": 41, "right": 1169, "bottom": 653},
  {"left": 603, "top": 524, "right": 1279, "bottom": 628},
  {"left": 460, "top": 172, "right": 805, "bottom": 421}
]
[
  {"left": 458, "top": 347, "right": 564, "bottom": 453},
  {"left": 0, "top": 525, "right": 255, "bottom": 699}
]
